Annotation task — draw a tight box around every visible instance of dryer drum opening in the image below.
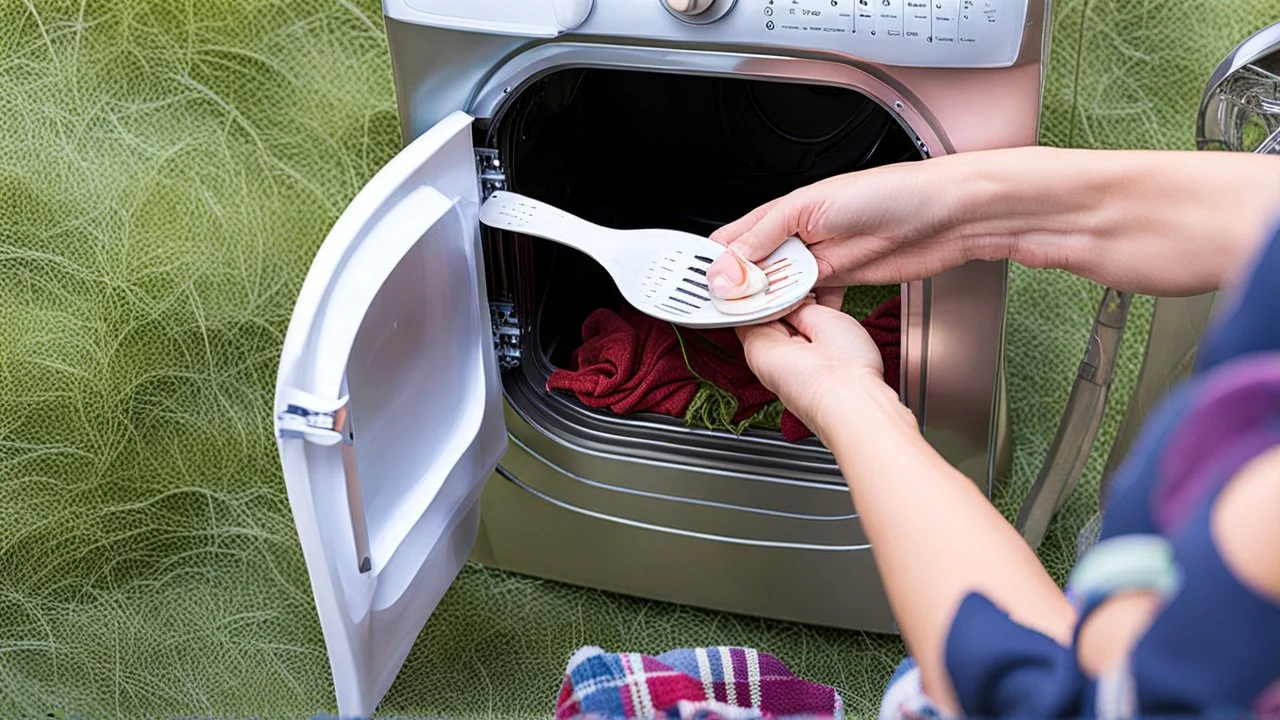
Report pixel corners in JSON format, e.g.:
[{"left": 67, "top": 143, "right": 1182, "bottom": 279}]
[{"left": 480, "top": 67, "right": 922, "bottom": 483}]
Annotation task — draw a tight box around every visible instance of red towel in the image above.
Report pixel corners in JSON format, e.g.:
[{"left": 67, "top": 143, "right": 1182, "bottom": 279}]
[
  {"left": 546, "top": 297, "right": 902, "bottom": 443},
  {"left": 865, "top": 295, "right": 902, "bottom": 395},
  {"left": 545, "top": 308, "right": 699, "bottom": 416}
]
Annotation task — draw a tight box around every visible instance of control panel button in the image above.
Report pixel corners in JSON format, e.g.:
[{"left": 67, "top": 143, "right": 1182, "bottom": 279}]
[
  {"left": 903, "top": 0, "right": 930, "bottom": 40},
  {"left": 855, "top": 0, "right": 874, "bottom": 33},
  {"left": 664, "top": 0, "right": 715, "bottom": 15},
  {"left": 931, "top": 0, "right": 959, "bottom": 43},
  {"left": 875, "top": 0, "right": 904, "bottom": 37},
  {"left": 958, "top": 0, "right": 996, "bottom": 42}
]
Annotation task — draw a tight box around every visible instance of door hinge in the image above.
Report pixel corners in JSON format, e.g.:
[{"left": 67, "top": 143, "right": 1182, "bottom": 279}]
[
  {"left": 477, "top": 148, "right": 517, "bottom": 370},
  {"left": 490, "top": 301, "right": 522, "bottom": 370},
  {"left": 476, "top": 148, "right": 506, "bottom": 201}
]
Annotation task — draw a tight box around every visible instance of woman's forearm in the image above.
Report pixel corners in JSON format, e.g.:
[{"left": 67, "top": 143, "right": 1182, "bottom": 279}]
[
  {"left": 946, "top": 147, "right": 1280, "bottom": 295},
  {"left": 817, "top": 381, "right": 1075, "bottom": 715}
]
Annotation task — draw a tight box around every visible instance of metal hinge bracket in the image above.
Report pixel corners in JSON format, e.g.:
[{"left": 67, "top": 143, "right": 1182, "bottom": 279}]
[
  {"left": 476, "top": 148, "right": 506, "bottom": 201},
  {"left": 490, "top": 301, "right": 522, "bottom": 370}
]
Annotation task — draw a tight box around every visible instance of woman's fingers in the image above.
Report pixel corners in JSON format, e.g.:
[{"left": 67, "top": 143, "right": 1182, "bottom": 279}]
[
  {"left": 779, "top": 301, "right": 845, "bottom": 341},
  {"left": 708, "top": 196, "right": 812, "bottom": 292},
  {"left": 723, "top": 196, "right": 807, "bottom": 262},
  {"left": 735, "top": 319, "right": 792, "bottom": 362},
  {"left": 814, "top": 287, "right": 844, "bottom": 310},
  {"left": 710, "top": 198, "right": 780, "bottom": 246}
]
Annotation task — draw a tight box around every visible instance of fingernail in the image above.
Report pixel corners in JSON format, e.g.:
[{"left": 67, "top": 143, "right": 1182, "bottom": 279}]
[{"left": 710, "top": 273, "right": 735, "bottom": 293}]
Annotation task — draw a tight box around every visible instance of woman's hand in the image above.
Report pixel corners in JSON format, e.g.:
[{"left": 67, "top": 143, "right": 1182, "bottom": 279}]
[
  {"left": 707, "top": 146, "right": 1280, "bottom": 297},
  {"left": 736, "top": 300, "right": 897, "bottom": 438},
  {"left": 709, "top": 156, "right": 990, "bottom": 289}
]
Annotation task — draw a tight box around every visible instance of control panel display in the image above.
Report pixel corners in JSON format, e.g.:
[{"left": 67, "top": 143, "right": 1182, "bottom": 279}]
[{"left": 764, "top": 0, "right": 854, "bottom": 35}]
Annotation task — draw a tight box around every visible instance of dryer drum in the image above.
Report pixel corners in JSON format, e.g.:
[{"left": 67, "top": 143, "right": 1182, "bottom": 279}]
[{"left": 480, "top": 68, "right": 923, "bottom": 480}]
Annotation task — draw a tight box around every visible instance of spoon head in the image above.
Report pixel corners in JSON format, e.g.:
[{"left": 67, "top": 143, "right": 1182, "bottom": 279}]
[
  {"left": 477, "top": 191, "right": 818, "bottom": 328},
  {"left": 625, "top": 235, "right": 818, "bottom": 329}
]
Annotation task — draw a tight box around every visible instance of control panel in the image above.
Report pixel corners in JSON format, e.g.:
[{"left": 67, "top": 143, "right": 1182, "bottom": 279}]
[
  {"left": 646, "top": 0, "right": 1026, "bottom": 68},
  {"left": 386, "top": 0, "right": 1031, "bottom": 69}
]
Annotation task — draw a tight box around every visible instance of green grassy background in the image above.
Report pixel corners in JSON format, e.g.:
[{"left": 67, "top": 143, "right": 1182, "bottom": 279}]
[{"left": 2, "top": 1, "right": 1277, "bottom": 717}]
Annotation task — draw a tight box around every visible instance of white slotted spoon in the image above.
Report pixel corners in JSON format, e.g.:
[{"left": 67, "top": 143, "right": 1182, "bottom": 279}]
[{"left": 478, "top": 191, "right": 817, "bottom": 329}]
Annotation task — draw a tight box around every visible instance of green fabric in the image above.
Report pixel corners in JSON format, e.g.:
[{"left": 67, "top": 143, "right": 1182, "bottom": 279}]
[
  {"left": 672, "top": 326, "right": 765, "bottom": 434},
  {"left": 684, "top": 381, "right": 786, "bottom": 434},
  {"left": 2, "top": 1, "right": 1278, "bottom": 718},
  {"left": 841, "top": 284, "right": 901, "bottom": 320}
]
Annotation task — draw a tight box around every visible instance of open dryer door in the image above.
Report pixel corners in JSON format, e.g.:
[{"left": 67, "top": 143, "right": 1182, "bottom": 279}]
[{"left": 273, "top": 110, "right": 507, "bottom": 718}]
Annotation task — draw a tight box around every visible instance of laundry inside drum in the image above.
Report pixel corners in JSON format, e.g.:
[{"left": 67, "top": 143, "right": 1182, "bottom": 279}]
[{"left": 479, "top": 68, "right": 922, "bottom": 474}]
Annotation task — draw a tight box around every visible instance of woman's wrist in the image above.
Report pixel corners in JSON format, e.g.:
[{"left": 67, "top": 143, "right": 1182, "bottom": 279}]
[
  {"left": 813, "top": 372, "right": 918, "bottom": 447},
  {"left": 936, "top": 146, "right": 1107, "bottom": 263}
]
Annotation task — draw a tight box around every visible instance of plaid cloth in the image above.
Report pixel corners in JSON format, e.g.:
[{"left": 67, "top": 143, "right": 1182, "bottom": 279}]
[{"left": 555, "top": 645, "right": 845, "bottom": 720}]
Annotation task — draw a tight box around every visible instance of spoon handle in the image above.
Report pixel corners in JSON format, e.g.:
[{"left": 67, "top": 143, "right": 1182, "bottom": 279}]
[{"left": 479, "top": 191, "right": 614, "bottom": 262}]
